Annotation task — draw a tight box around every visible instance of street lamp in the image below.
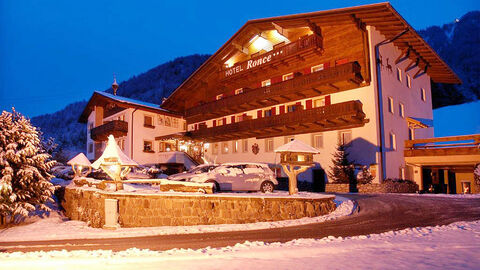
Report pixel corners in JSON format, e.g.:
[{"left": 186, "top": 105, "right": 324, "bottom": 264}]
[
  {"left": 92, "top": 135, "right": 138, "bottom": 191},
  {"left": 67, "top": 153, "right": 92, "bottom": 179}
]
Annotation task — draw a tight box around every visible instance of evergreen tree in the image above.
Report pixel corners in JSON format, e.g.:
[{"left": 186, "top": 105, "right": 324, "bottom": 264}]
[
  {"left": 357, "top": 165, "right": 374, "bottom": 185},
  {"left": 328, "top": 143, "right": 355, "bottom": 184},
  {"left": 0, "top": 109, "right": 56, "bottom": 223}
]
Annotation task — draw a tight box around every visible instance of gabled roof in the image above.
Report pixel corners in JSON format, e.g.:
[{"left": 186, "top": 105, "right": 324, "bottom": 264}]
[
  {"left": 162, "top": 2, "right": 461, "bottom": 111},
  {"left": 275, "top": 139, "right": 320, "bottom": 154},
  {"left": 79, "top": 91, "right": 179, "bottom": 123}
]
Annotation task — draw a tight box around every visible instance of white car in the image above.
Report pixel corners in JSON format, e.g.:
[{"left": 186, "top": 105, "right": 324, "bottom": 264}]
[
  {"left": 167, "top": 164, "right": 218, "bottom": 181},
  {"left": 188, "top": 162, "right": 278, "bottom": 193}
]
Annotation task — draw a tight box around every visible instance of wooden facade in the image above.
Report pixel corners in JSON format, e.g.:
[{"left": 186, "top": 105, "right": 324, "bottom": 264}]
[
  {"left": 189, "top": 100, "right": 367, "bottom": 142},
  {"left": 91, "top": 120, "right": 128, "bottom": 141},
  {"left": 405, "top": 135, "right": 480, "bottom": 157}
]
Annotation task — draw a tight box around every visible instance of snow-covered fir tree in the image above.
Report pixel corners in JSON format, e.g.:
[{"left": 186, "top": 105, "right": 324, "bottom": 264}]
[
  {"left": 357, "top": 165, "right": 374, "bottom": 185},
  {"left": 0, "top": 109, "right": 56, "bottom": 223},
  {"left": 328, "top": 143, "right": 355, "bottom": 184}
]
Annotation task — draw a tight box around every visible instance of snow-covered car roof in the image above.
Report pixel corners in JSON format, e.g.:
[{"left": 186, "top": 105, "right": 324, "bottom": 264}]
[{"left": 220, "top": 162, "right": 270, "bottom": 167}]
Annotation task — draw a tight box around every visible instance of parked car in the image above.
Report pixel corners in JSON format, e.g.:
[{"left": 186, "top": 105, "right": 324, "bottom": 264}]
[
  {"left": 188, "top": 162, "right": 278, "bottom": 193},
  {"left": 167, "top": 164, "right": 218, "bottom": 181}
]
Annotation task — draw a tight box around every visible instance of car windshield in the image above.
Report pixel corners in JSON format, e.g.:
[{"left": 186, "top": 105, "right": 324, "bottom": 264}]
[{"left": 187, "top": 165, "right": 213, "bottom": 173}]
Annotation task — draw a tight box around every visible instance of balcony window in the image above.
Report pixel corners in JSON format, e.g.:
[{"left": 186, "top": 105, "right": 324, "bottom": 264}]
[
  {"left": 165, "top": 116, "right": 172, "bottom": 127},
  {"left": 235, "top": 88, "right": 243, "bottom": 95},
  {"left": 212, "top": 143, "right": 219, "bottom": 155},
  {"left": 314, "top": 98, "right": 325, "bottom": 108},
  {"left": 421, "top": 88, "right": 426, "bottom": 101},
  {"left": 232, "top": 140, "right": 239, "bottom": 153},
  {"left": 144, "top": 115, "right": 154, "bottom": 128},
  {"left": 261, "top": 79, "right": 271, "bottom": 87},
  {"left": 399, "top": 103, "right": 405, "bottom": 118},
  {"left": 264, "top": 108, "right": 273, "bottom": 117},
  {"left": 265, "top": 138, "right": 274, "bottom": 152},
  {"left": 311, "top": 64, "right": 324, "bottom": 73},
  {"left": 388, "top": 97, "right": 394, "bottom": 114},
  {"left": 242, "top": 139, "right": 249, "bottom": 153},
  {"left": 312, "top": 133, "right": 323, "bottom": 149},
  {"left": 143, "top": 140, "right": 154, "bottom": 153},
  {"left": 339, "top": 130, "right": 352, "bottom": 145},
  {"left": 282, "top": 73, "right": 294, "bottom": 81}
]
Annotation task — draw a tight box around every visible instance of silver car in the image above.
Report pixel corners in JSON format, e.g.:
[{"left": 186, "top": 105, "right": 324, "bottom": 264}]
[
  {"left": 189, "top": 162, "right": 278, "bottom": 193},
  {"left": 167, "top": 164, "right": 218, "bottom": 181}
]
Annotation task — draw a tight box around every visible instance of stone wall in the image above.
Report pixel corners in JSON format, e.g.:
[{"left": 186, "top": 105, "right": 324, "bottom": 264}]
[
  {"left": 325, "top": 182, "right": 418, "bottom": 193},
  {"left": 63, "top": 187, "right": 336, "bottom": 228}
]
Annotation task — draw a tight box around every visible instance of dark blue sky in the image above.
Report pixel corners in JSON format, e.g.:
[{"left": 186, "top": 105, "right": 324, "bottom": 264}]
[{"left": 0, "top": 0, "right": 477, "bottom": 117}]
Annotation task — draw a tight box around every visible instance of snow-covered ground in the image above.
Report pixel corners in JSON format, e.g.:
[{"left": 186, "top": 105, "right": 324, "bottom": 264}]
[
  {"left": 2, "top": 220, "right": 479, "bottom": 270},
  {"left": 0, "top": 194, "right": 352, "bottom": 242}
]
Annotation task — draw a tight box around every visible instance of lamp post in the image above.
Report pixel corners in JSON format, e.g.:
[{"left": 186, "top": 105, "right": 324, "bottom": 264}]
[
  {"left": 275, "top": 139, "right": 319, "bottom": 195},
  {"left": 67, "top": 153, "right": 92, "bottom": 179},
  {"left": 92, "top": 135, "right": 138, "bottom": 191}
]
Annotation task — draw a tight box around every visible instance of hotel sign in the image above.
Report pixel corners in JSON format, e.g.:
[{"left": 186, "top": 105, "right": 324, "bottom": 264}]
[{"left": 222, "top": 34, "right": 322, "bottom": 79}]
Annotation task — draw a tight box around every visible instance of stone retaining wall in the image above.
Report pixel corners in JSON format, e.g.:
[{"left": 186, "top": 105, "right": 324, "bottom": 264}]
[
  {"left": 325, "top": 182, "right": 418, "bottom": 193},
  {"left": 63, "top": 187, "right": 336, "bottom": 228}
]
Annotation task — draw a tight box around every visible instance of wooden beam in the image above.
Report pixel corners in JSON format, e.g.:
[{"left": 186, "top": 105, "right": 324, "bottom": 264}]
[
  {"left": 395, "top": 47, "right": 410, "bottom": 64},
  {"left": 406, "top": 58, "right": 419, "bottom": 72}
]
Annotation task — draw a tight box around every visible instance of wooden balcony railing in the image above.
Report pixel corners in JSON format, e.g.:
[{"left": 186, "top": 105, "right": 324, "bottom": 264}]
[
  {"left": 189, "top": 100, "right": 367, "bottom": 142},
  {"left": 222, "top": 34, "right": 323, "bottom": 80},
  {"left": 187, "top": 62, "right": 363, "bottom": 123},
  {"left": 404, "top": 135, "right": 480, "bottom": 157},
  {"left": 90, "top": 120, "right": 128, "bottom": 141}
]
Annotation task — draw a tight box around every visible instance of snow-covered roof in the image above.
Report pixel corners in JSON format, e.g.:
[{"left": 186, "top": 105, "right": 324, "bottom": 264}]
[
  {"left": 92, "top": 135, "right": 138, "bottom": 169},
  {"left": 67, "top": 153, "right": 91, "bottom": 166},
  {"left": 274, "top": 139, "right": 320, "bottom": 154},
  {"left": 94, "top": 91, "right": 167, "bottom": 112}
]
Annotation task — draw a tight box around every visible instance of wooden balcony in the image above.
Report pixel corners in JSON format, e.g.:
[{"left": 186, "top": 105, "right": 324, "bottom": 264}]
[
  {"left": 405, "top": 135, "right": 480, "bottom": 157},
  {"left": 222, "top": 34, "right": 323, "bottom": 80},
  {"left": 189, "top": 100, "right": 367, "bottom": 142},
  {"left": 90, "top": 120, "right": 128, "bottom": 141},
  {"left": 187, "top": 62, "right": 363, "bottom": 123}
]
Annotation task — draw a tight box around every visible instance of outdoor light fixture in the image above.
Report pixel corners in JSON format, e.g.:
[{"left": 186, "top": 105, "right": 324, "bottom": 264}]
[
  {"left": 92, "top": 135, "right": 138, "bottom": 191},
  {"left": 67, "top": 153, "right": 92, "bottom": 179}
]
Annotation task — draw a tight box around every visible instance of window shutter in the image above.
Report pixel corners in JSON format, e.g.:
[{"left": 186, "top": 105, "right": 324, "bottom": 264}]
[
  {"left": 213, "top": 120, "right": 216, "bottom": 127},
  {"left": 231, "top": 116, "right": 235, "bottom": 123},
  {"left": 271, "top": 107, "right": 276, "bottom": 115},
  {"left": 222, "top": 118, "right": 226, "bottom": 125},
  {"left": 325, "top": 95, "right": 331, "bottom": 106},
  {"left": 303, "top": 67, "right": 311, "bottom": 75},
  {"left": 257, "top": 110, "right": 262, "bottom": 118},
  {"left": 324, "top": 62, "right": 330, "bottom": 69},
  {"left": 306, "top": 99, "right": 312, "bottom": 109}
]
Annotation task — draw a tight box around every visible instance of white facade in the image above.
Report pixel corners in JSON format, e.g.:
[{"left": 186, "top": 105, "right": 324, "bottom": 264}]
[{"left": 86, "top": 107, "right": 185, "bottom": 165}]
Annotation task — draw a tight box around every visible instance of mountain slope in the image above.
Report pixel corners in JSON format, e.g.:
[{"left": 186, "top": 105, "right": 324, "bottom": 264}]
[
  {"left": 31, "top": 54, "right": 210, "bottom": 161},
  {"left": 419, "top": 11, "right": 480, "bottom": 108}
]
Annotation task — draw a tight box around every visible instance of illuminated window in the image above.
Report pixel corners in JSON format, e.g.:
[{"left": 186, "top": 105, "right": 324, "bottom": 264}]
[
  {"left": 232, "top": 140, "right": 239, "bottom": 153},
  {"left": 221, "top": 142, "right": 229, "bottom": 154},
  {"left": 396, "top": 68, "right": 402, "bottom": 82},
  {"left": 264, "top": 108, "right": 272, "bottom": 117},
  {"left": 421, "top": 88, "right": 426, "bottom": 101},
  {"left": 399, "top": 103, "right": 405, "bottom": 118},
  {"left": 282, "top": 73, "right": 294, "bottom": 81},
  {"left": 265, "top": 139, "right": 274, "bottom": 152},
  {"left": 339, "top": 130, "right": 352, "bottom": 145},
  {"left": 388, "top": 97, "right": 394, "bottom": 114},
  {"left": 314, "top": 98, "right": 325, "bottom": 108},
  {"left": 216, "top": 94, "right": 224, "bottom": 100},
  {"left": 406, "top": 74, "right": 412, "bottom": 88},
  {"left": 311, "top": 64, "right": 324, "bottom": 73},
  {"left": 235, "top": 88, "right": 243, "bottom": 95},
  {"left": 242, "top": 139, "right": 249, "bottom": 153},
  {"left": 261, "top": 79, "right": 271, "bottom": 87},
  {"left": 312, "top": 133, "right": 323, "bottom": 149},
  {"left": 390, "top": 132, "right": 397, "bottom": 150}
]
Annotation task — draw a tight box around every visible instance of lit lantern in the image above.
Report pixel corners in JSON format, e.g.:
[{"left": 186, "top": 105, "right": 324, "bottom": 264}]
[
  {"left": 275, "top": 139, "right": 319, "bottom": 195},
  {"left": 92, "top": 135, "right": 138, "bottom": 191},
  {"left": 67, "top": 153, "right": 92, "bottom": 179}
]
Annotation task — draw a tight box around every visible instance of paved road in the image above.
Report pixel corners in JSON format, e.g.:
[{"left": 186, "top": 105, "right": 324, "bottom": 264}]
[{"left": 1, "top": 194, "right": 480, "bottom": 253}]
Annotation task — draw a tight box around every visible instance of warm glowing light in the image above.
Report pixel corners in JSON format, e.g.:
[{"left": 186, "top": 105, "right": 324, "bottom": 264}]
[
  {"left": 109, "top": 165, "right": 120, "bottom": 172},
  {"left": 179, "top": 145, "right": 188, "bottom": 151},
  {"left": 251, "top": 36, "right": 272, "bottom": 52},
  {"left": 271, "top": 30, "right": 290, "bottom": 44},
  {"left": 297, "top": 155, "right": 305, "bottom": 162},
  {"left": 166, "top": 147, "right": 171, "bottom": 152},
  {"left": 204, "top": 143, "right": 210, "bottom": 149}
]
